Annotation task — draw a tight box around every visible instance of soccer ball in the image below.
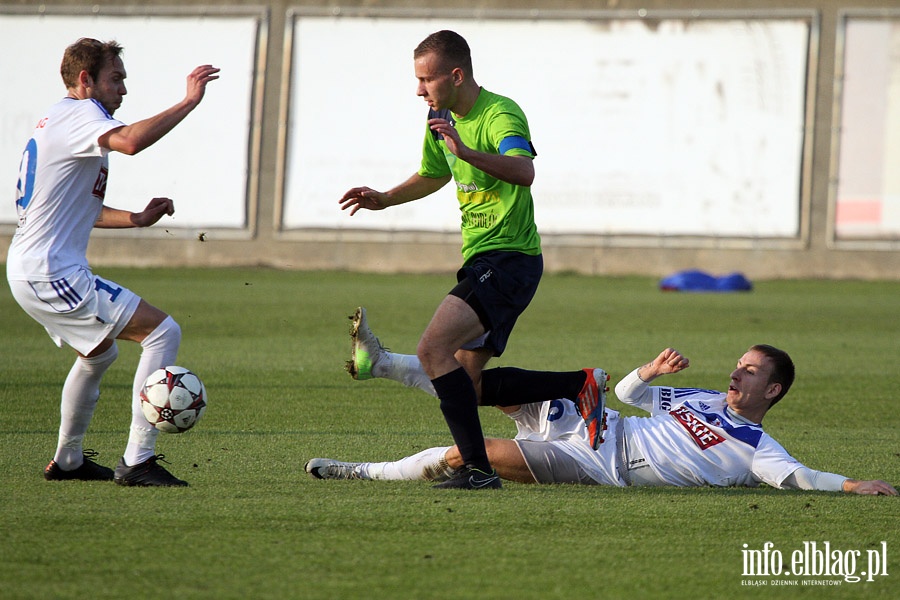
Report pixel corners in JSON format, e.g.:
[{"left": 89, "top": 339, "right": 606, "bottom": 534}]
[{"left": 140, "top": 366, "right": 207, "bottom": 433}]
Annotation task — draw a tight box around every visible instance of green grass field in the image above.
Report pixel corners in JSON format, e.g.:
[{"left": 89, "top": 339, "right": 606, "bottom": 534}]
[{"left": 1, "top": 268, "right": 897, "bottom": 599}]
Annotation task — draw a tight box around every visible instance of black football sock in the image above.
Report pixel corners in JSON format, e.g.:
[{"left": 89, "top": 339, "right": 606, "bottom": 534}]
[
  {"left": 431, "top": 367, "right": 491, "bottom": 472},
  {"left": 480, "top": 367, "right": 587, "bottom": 407}
]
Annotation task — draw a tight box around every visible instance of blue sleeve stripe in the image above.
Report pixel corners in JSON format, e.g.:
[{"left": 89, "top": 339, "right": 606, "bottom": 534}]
[{"left": 499, "top": 135, "right": 533, "bottom": 156}]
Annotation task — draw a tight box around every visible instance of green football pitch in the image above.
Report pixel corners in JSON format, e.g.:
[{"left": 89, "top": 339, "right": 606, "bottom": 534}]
[{"left": 1, "top": 268, "right": 897, "bottom": 599}]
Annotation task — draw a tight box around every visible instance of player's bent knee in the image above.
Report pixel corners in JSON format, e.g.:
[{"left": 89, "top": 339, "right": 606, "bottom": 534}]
[
  {"left": 416, "top": 341, "right": 450, "bottom": 377},
  {"left": 445, "top": 446, "right": 464, "bottom": 469},
  {"left": 142, "top": 315, "right": 182, "bottom": 350},
  {"left": 163, "top": 317, "right": 182, "bottom": 345}
]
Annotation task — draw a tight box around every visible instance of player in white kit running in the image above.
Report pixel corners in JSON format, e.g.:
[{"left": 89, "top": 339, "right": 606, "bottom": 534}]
[
  {"left": 7, "top": 38, "right": 219, "bottom": 486},
  {"left": 307, "top": 335, "right": 897, "bottom": 495}
]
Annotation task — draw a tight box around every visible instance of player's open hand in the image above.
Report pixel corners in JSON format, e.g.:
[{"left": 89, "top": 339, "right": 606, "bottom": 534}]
[
  {"left": 843, "top": 479, "right": 898, "bottom": 496},
  {"left": 185, "top": 65, "right": 220, "bottom": 105},
  {"left": 132, "top": 197, "right": 175, "bottom": 227},
  {"left": 339, "top": 187, "right": 389, "bottom": 215}
]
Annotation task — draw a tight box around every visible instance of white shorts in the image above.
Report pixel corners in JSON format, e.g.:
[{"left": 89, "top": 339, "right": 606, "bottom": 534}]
[
  {"left": 506, "top": 401, "right": 626, "bottom": 486},
  {"left": 515, "top": 438, "right": 603, "bottom": 484},
  {"left": 9, "top": 267, "right": 141, "bottom": 354}
]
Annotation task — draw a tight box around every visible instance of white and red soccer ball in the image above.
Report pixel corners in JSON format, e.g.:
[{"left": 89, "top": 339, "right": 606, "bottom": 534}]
[{"left": 140, "top": 366, "right": 207, "bottom": 433}]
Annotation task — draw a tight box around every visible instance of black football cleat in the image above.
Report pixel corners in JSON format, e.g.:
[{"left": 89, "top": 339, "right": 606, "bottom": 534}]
[
  {"left": 433, "top": 464, "right": 502, "bottom": 490},
  {"left": 44, "top": 450, "right": 114, "bottom": 481},
  {"left": 114, "top": 455, "right": 188, "bottom": 487}
]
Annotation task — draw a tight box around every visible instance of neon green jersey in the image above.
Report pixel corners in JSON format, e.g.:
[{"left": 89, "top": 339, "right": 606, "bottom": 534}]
[{"left": 418, "top": 88, "right": 542, "bottom": 264}]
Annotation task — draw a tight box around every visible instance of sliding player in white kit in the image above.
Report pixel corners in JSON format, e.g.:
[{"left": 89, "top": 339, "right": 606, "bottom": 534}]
[
  {"left": 7, "top": 38, "right": 219, "bottom": 486},
  {"left": 307, "top": 321, "right": 896, "bottom": 495}
]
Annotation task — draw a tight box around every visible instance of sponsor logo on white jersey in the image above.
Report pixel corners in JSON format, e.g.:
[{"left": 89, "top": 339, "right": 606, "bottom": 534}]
[
  {"left": 670, "top": 405, "right": 725, "bottom": 450},
  {"left": 659, "top": 388, "right": 673, "bottom": 412}
]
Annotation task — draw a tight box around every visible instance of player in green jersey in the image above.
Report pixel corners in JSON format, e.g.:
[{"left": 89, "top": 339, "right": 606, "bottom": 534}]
[{"left": 339, "top": 31, "right": 602, "bottom": 489}]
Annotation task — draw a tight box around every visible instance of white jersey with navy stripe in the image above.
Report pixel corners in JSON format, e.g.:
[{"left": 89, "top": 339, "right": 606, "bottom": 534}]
[
  {"left": 617, "top": 369, "right": 803, "bottom": 488},
  {"left": 8, "top": 97, "right": 124, "bottom": 282},
  {"left": 507, "top": 369, "right": 808, "bottom": 488}
]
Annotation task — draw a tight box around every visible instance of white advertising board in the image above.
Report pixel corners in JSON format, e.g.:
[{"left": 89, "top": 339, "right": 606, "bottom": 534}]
[
  {"left": 283, "top": 15, "right": 810, "bottom": 238},
  {"left": 834, "top": 18, "right": 900, "bottom": 241},
  {"left": 0, "top": 11, "right": 260, "bottom": 230}
]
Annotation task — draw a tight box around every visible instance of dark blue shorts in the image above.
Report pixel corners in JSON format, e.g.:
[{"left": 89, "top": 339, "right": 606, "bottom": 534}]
[{"left": 450, "top": 251, "right": 543, "bottom": 356}]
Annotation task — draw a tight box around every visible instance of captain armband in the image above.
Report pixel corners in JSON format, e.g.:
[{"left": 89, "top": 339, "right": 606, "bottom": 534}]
[{"left": 498, "top": 136, "right": 536, "bottom": 156}]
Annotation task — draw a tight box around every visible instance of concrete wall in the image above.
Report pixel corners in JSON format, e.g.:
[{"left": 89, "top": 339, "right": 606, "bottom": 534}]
[{"left": 2, "top": 0, "right": 898, "bottom": 280}]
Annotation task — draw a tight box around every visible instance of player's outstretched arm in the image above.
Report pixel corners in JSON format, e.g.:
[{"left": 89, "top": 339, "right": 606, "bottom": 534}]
[
  {"left": 95, "top": 198, "right": 174, "bottom": 229},
  {"left": 842, "top": 479, "right": 898, "bottom": 496},
  {"left": 100, "top": 64, "right": 220, "bottom": 156},
  {"left": 339, "top": 173, "right": 450, "bottom": 216}
]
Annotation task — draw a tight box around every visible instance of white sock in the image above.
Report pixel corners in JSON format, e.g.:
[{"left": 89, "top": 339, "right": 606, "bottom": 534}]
[
  {"left": 54, "top": 343, "right": 119, "bottom": 470},
  {"left": 124, "top": 316, "right": 181, "bottom": 466},
  {"left": 358, "top": 446, "right": 454, "bottom": 481},
  {"left": 378, "top": 352, "right": 437, "bottom": 397}
]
